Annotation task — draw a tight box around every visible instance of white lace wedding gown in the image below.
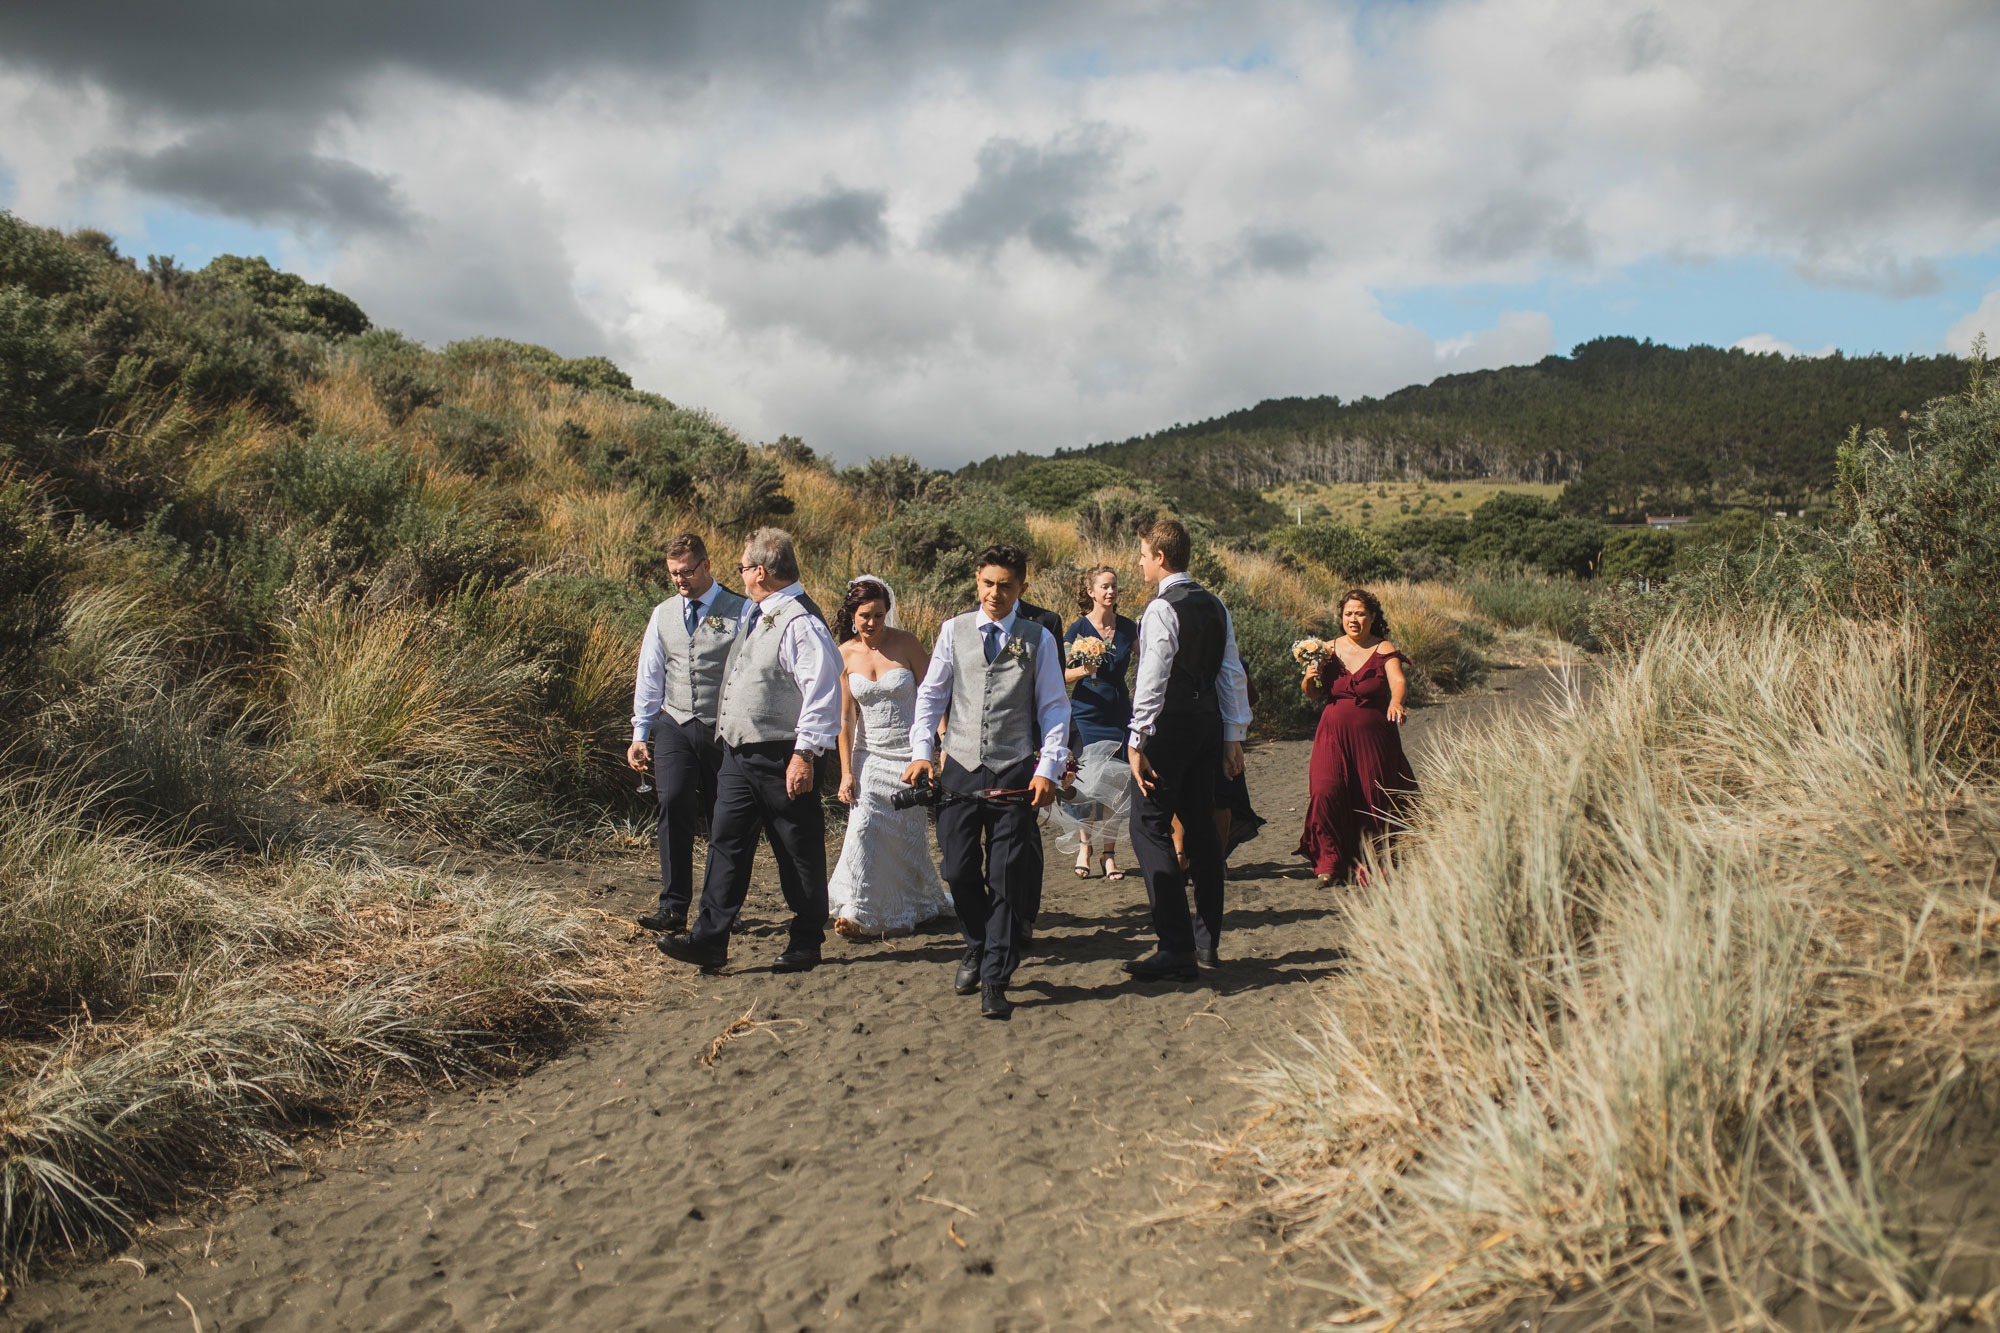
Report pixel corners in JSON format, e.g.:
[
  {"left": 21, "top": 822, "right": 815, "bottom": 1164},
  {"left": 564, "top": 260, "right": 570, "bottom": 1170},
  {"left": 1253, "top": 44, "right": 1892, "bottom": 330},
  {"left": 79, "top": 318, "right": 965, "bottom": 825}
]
[{"left": 828, "top": 668, "right": 953, "bottom": 934}]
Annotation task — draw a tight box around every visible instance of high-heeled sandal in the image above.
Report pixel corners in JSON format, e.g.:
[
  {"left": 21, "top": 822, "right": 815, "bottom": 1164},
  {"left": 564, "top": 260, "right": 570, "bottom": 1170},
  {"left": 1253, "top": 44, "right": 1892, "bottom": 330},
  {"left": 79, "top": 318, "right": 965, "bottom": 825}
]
[
  {"left": 1101, "top": 856, "right": 1125, "bottom": 881},
  {"left": 1073, "top": 847, "right": 1093, "bottom": 878}
]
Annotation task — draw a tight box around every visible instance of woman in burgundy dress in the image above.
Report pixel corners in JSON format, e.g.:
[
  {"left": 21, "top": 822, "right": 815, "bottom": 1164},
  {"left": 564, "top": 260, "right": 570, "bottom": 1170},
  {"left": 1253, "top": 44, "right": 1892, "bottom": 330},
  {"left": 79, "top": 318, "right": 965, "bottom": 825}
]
[{"left": 1297, "top": 588, "right": 1417, "bottom": 885}]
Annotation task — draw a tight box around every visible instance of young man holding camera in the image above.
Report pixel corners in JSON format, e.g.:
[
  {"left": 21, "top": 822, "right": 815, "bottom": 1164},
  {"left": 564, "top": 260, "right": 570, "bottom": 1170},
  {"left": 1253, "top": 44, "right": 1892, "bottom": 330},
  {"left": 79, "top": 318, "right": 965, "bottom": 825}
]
[{"left": 904, "top": 543, "right": 1070, "bottom": 1018}]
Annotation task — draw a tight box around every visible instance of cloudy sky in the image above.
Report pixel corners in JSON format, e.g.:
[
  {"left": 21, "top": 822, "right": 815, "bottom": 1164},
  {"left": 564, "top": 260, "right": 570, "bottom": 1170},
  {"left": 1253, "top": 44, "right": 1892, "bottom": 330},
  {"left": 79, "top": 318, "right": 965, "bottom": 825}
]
[{"left": 4, "top": 0, "right": 1997, "bottom": 466}]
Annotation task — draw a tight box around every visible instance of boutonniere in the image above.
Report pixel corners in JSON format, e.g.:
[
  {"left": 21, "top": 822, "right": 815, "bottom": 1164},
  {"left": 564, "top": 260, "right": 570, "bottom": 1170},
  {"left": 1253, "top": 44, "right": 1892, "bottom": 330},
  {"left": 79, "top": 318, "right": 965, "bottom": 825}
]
[
  {"left": 1002, "top": 636, "right": 1030, "bottom": 661},
  {"left": 761, "top": 612, "right": 779, "bottom": 630},
  {"left": 703, "top": 614, "right": 728, "bottom": 633}
]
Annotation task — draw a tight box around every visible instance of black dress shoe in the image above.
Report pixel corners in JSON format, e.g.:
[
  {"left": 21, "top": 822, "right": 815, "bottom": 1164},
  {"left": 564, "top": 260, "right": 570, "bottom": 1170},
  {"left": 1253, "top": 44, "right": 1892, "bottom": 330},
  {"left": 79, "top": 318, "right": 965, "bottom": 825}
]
[
  {"left": 954, "top": 947, "right": 982, "bottom": 996},
  {"left": 656, "top": 932, "right": 726, "bottom": 971},
  {"left": 979, "top": 984, "right": 1012, "bottom": 1019},
  {"left": 1195, "top": 947, "right": 1220, "bottom": 966},
  {"left": 771, "top": 947, "right": 821, "bottom": 973},
  {"left": 1122, "top": 950, "right": 1200, "bottom": 981},
  {"left": 636, "top": 910, "right": 685, "bottom": 934}
]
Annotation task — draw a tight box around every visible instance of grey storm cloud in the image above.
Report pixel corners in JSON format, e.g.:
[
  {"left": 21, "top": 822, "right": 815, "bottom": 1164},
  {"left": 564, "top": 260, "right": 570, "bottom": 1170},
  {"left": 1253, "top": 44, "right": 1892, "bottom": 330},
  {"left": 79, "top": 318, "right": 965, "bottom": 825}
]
[
  {"left": 928, "top": 127, "right": 1122, "bottom": 263},
  {"left": 1438, "top": 189, "right": 1591, "bottom": 266},
  {"left": 1240, "top": 227, "right": 1325, "bottom": 276},
  {"left": 0, "top": 1, "right": 1193, "bottom": 117},
  {"left": 94, "top": 128, "right": 413, "bottom": 235},
  {"left": 731, "top": 183, "right": 889, "bottom": 257}
]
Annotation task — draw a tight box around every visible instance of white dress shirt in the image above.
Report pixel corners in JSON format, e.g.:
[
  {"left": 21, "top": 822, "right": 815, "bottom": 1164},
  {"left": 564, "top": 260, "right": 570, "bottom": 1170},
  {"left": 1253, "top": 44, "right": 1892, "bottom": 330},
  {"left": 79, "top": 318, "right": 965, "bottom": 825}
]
[
  {"left": 742, "top": 581, "right": 843, "bottom": 755},
  {"left": 630, "top": 582, "right": 729, "bottom": 741},
  {"left": 1127, "top": 572, "right": 1253, "bottom": 751},
  {"left": 910, "top": 603, "right": 1072, "bottom": 783}
]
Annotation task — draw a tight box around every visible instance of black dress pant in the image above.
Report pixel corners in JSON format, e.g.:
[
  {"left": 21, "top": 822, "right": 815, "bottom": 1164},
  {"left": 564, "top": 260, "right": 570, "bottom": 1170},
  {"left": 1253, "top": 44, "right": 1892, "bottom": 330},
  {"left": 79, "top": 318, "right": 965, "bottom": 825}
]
[
  {"left": 937, "top": 755, "right": 1041, "bottom": 987},
  {"left": 651, "top": 712, "right": 722, "bottom": 920},
  {"left": 691, "top": 740, "right": 828, "bottom": 953},
  {"left": 1129, "top": 712, "right": 1226, "bottom": 953}
]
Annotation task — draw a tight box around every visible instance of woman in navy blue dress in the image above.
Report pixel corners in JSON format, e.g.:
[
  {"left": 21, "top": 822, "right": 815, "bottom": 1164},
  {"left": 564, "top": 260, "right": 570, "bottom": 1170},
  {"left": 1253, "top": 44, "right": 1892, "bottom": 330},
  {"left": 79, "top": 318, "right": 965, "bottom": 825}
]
[{"left": 1052, "top": 565, "right": 1140, "bottom": 879}]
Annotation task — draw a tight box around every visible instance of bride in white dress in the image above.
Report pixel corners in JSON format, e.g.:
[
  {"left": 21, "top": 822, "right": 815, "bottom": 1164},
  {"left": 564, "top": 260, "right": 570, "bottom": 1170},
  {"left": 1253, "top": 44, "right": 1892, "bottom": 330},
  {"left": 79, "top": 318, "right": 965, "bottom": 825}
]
[{"left": 828, "top": 577, "right": 953, "bottom": 938}]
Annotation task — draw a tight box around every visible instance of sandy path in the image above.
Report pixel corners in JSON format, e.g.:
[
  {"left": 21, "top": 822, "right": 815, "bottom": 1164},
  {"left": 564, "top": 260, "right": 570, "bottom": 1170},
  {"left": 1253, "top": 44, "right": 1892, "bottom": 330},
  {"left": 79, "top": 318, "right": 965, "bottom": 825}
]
[{"left": 6, "top": 667, "right": 1582, "bottom": 1333}]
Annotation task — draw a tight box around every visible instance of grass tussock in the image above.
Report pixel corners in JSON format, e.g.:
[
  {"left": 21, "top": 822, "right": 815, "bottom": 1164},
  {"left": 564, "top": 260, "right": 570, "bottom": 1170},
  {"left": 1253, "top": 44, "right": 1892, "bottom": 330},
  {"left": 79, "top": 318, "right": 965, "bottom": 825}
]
[
  {"left": 1227, "top": 615, "right": 2000, "bottom": 1328},
  {"left": 0, "top": 767, "right": 640, "bottom": 1275}
]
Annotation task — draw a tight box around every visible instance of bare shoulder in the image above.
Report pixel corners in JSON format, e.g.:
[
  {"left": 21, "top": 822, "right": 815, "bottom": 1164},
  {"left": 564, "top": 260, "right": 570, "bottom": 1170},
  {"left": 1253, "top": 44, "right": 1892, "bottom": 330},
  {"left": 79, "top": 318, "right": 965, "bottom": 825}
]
[
  {"left": 884, "top": 626, "right": 924, "bottom": 659},
  {"left": 1375, "top": 640, "right": 1400, "bottom": 657}
]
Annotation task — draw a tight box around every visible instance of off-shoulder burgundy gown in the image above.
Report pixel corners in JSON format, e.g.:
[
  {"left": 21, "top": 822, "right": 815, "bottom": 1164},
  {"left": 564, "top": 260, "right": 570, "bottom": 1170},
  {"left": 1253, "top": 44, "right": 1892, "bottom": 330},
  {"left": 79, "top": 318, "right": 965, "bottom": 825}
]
[{"left": 1296, "top": 647, "right": 1417, "bottom": 883}]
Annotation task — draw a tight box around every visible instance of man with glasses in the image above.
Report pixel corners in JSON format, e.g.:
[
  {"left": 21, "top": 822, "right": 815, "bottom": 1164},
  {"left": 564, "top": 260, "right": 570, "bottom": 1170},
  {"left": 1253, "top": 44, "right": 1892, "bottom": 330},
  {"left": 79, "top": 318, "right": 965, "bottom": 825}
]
[
  {"left": 659, "top": 527, "right": 841, "bottom": 973},
  {"left": 628, "top": 533, "right": 749, "bottom": 935}
]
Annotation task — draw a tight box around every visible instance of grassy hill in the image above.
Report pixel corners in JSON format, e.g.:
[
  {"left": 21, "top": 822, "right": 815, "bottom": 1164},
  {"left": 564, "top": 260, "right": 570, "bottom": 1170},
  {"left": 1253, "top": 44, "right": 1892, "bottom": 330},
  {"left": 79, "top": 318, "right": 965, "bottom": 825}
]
[{"left": 962, "top": 336, "right": 1967, "bottom": 525}]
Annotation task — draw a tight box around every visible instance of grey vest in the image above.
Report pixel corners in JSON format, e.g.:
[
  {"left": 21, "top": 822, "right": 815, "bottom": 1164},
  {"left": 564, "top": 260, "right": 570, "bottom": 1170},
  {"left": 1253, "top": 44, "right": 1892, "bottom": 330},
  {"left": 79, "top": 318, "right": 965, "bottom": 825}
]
[
  {"left": 715, "top": 597, "right": 814, "bottom": 748},
  {"left": 942, "top": 613, "right": 1047, "bottom": 772},
  {"left": 654, "top": 587, "right": 748, "bottom": 725}
]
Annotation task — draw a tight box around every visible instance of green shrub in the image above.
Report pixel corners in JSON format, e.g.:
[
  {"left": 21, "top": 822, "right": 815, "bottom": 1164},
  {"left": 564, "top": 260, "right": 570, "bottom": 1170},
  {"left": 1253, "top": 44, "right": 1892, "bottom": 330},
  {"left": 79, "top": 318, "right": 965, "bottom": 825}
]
[
  {"left": 1466, "top": 575, "right": 1597, "bottom": 647},
  {"left": 1461, "top": 491, "right": 1607, "bottom": 577},
  {"left": 196, "top": 255, "right": 369, "bottom": 339},
  {"left": 868, "top": 492, "right": 1031, "bottom": 603},
  {"left": 1270, "top": 520, "right": 1398, "bottom": 582},
  {"left": 1221, "top": 596, "right": 1320, "bottom": 736},
  {"left": 840, "top": 454, "right": 956, "bottom": 512},
  {"left": 0, "top": 481, "right": 68, "bottom": 697},
  {"left": 427, "top": 405, "right": 522, "bottom": 478},
  {"left": 1074, "top": 485, "right": 1161, "bottom": 543},
  {"left": 1837, "top": 347, "right": 2000, "bottom": 738},
  {"left": 1380, "top": 514, "right": 1470, "bottom": 559},
  {"left": 1598, "top": 528, "right": 1676, "bottom": 582},
  {"left": 268, "top": 434, "right": 415, "bottom": 559},
  {"left": 1003, "top": 458, "right": 1139, "bottom": 513}
]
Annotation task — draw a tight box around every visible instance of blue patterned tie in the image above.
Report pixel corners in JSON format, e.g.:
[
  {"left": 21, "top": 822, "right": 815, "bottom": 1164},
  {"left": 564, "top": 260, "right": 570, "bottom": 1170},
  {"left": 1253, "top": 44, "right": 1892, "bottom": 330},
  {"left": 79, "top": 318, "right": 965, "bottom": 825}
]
[
  {"left": 685, "top": 598, "right": 699, "bottom": 635},
  {"left": 983, "top": 623, "right": 1002, "bottom": 663}
]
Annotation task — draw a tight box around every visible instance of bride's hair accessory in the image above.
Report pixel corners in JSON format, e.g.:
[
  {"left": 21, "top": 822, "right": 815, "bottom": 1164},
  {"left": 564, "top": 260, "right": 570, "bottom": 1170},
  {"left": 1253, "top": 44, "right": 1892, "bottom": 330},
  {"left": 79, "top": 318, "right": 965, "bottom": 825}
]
[{"left": 838, "top": 578, "right": 896, "bottom": 642}]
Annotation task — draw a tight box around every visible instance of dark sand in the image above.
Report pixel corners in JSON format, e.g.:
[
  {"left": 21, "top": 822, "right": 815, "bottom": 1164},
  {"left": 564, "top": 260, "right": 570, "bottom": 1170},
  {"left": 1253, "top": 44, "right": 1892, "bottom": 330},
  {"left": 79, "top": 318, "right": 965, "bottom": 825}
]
[{"left": 5, "top": 667, "right": 1584, "bottom": 1332}]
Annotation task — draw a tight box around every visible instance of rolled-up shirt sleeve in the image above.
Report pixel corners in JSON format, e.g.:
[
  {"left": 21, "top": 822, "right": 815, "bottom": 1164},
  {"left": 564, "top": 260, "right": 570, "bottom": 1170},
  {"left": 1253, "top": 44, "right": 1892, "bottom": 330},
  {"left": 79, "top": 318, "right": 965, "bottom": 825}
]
[
  {"left": 1125, "top": 595, "right": 1179, "bottom": 752},
  {"left": 631, "top": 603, "right": 669, "bottom": 741},
  {"left": 1219, "top": 609, "right": 1252, "bottom": 743},
  {"left": 1030, "top": 625, "right": 1071, "bottom": 783},
  {"left": 781, "top": 612, "right": 842, "bottom": 754},
  {"left": 909, "top": 617, "right": 957, "bottom": 765}
]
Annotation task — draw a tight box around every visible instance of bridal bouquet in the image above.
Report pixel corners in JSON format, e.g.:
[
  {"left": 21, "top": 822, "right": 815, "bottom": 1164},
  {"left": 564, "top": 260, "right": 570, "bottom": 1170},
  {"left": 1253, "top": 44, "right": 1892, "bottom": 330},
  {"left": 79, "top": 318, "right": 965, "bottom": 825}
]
[
  {"left": 1066, "top": 636, "right": 1110, "bottom": 671},
  {"left": 1291, "top": 636, "right": 1333, "bottom": 667}
]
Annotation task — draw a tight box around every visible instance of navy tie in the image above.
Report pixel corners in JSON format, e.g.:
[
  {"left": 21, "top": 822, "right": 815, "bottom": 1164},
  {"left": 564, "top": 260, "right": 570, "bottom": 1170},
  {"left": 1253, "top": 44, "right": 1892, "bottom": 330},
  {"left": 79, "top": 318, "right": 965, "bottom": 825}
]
[
  {"left": 685, "top": 600, "right": 700, "bottom": 635},
  {"left": 983, "top": 624, "right": 1002, "bottom": 663}
]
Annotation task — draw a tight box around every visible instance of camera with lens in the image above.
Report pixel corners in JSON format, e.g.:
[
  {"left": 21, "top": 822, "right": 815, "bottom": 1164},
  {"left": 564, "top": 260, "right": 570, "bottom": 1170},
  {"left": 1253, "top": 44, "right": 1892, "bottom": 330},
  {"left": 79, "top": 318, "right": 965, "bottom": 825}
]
[{"left": 890, "top": 776, "right": 942, "bottom": 811}]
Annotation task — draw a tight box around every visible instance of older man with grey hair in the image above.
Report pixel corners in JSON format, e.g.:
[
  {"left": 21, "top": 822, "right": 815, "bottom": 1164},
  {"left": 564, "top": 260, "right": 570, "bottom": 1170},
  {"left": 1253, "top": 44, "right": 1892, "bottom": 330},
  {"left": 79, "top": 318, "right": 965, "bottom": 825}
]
[{"left": 658, "top": 527, "right": 840, "bottom": 974}]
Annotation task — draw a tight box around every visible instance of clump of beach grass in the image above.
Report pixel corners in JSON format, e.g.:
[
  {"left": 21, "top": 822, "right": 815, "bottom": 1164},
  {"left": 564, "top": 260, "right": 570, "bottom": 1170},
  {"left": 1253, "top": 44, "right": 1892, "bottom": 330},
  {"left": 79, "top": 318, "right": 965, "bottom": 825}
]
[
  {"left": 1222, "top": 614, "right": 2000, "bottom": 1328},
  {"left": 0, "top": 767, "right": 641, "bottom": 1275}
]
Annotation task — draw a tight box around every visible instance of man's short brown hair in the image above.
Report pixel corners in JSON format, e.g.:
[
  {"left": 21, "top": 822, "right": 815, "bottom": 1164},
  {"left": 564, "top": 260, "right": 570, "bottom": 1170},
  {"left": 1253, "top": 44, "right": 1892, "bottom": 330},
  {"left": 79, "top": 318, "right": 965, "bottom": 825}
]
[
  {"left": 1138, "top": 518, "right": 1191, "bottom": 573},
  {"left": 663, "top": 533, "right": 708, "bottom": 562}
]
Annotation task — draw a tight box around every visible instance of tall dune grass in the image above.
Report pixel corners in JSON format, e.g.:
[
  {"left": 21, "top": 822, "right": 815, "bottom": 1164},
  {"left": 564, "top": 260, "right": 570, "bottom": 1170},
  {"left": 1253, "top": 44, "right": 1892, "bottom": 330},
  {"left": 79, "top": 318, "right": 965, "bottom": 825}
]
[
  {"left": 1228, "top": 616, "right": 1998, "bottom": 1327},
  {"left": 0, "top": 768, "right": 636, "bottom": 1273}
]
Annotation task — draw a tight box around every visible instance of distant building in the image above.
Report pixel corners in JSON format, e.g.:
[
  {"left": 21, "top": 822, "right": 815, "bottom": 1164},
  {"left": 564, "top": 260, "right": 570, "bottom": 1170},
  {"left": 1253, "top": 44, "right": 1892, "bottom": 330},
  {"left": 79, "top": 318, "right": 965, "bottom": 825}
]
[{"left": 1645, "top": 515, "right": 1692, "bottom": 528}]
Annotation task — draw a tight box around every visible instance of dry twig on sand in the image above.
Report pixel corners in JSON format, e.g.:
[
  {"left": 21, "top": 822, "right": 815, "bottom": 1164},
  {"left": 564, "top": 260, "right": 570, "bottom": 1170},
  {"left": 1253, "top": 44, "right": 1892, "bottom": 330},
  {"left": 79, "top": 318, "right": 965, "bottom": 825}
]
[{"left": 698, "top": 1002, "right": 803, "bottom": 1067}]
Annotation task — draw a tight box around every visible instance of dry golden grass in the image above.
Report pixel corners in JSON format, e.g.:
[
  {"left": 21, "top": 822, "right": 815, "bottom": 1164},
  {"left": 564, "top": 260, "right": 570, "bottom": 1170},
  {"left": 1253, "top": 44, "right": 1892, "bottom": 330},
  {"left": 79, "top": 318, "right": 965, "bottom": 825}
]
[
  {"left": 783, "top": 461, "right": 884, "bottom": 556},
  {"left": 537, "top": 487, "right": 657, "bottom": 581},
  {"left": 298, "top": 359, "right": 396, "bottom": 444},
  {"left": 1221, "top": 548, "right": 1343, "bottom": 625},
  {"left": 0, "top": 777, "right": 648, "bottom": 1274},
  {"left": 1223, "top": 616, "right": 2000, "bottom": 1329}
]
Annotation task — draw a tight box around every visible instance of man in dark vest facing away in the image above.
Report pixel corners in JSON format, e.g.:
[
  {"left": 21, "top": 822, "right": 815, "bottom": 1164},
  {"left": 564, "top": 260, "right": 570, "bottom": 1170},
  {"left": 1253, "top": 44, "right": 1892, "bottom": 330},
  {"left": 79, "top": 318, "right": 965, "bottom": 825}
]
[
  {"left": 1124, "top": 518, "right": 1252, "bottom": 980},
  {"left": 905, "top": 543, "right": 1071, "bottom": 1019},
  {"left": 658, "top": 527, "right": 841, "bottom": 974},
  {"left": 627, "top": 532, "right": 749, "bottom": 935}
]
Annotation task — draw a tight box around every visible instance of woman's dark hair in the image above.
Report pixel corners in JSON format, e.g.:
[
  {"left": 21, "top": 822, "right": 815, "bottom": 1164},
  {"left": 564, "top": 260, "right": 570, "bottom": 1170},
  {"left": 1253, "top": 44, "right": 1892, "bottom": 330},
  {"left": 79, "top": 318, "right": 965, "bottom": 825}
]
[
  {"left": 1339, "top": 588, "right": 1390, "bottom": 641},
  {"left": 1075, "top": 564, "right": 1116, "bottom": 612},
  {"left": 836, "top": 579, "right": 891, "bottom": 643}
]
